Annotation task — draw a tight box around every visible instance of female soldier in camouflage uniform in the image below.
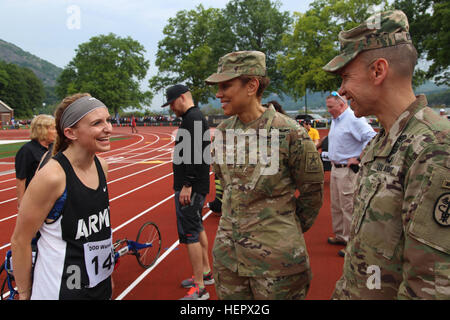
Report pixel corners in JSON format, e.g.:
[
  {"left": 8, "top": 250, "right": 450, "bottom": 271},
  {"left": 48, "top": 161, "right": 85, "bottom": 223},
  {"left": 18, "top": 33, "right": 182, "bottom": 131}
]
[{"left": 205, "top": 51, "right": 324, "bottom": 299}]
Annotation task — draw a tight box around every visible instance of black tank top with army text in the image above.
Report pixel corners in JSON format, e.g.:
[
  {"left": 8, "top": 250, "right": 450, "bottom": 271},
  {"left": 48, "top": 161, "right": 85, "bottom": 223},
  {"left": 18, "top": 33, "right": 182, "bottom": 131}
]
[{"left": 31, "top": 152, "right": 113, "bottom": 300}]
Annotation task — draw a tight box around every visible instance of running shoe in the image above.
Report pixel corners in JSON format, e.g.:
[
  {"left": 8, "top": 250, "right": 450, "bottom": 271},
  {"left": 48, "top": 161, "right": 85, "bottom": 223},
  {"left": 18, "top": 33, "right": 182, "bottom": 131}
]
[
  {"left": 181, "top": 272, "right": 214, "bottom": 288},
  {"left": 179, "top": 284, "right": 210, "bottom": 300}
]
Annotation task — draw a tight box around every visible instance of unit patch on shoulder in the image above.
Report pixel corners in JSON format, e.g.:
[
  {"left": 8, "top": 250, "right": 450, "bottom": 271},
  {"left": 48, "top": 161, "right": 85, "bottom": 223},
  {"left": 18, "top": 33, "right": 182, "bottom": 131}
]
[
  {"left": 306, "top": 152, "right": 321, "bottom": 173},
  {"left": 434, "top": 193, "right": 450, "bottom": 227}
]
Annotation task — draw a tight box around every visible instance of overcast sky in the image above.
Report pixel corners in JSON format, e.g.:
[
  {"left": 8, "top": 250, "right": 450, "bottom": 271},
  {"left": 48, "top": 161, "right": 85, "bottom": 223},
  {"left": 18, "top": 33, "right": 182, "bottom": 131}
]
[{"left": 0, "top": 0, "right": 314, "bottom": 110}]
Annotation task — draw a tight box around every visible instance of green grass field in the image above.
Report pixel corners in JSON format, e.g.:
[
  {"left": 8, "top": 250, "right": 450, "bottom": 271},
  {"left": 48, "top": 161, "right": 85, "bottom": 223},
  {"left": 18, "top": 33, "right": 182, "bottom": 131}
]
[{"left": 0, "top": 141, "right": 26, "bottom": 159}]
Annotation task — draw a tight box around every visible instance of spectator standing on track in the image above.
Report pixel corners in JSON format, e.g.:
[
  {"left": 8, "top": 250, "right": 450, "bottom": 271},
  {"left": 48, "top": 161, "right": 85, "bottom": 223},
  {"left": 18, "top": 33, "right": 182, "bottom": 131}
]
[
  {"left": 11, "top": 93, "right": 114, "bottom": 300},
  {"left": 205, "top": 51, "right": 324, "bottom": 300},
  {"left": 303, "top": 119, "right": 320, "bottom": 147},
  {"left": 131, "top": 114, "right": 138, "bottom": 133},
  {"left": 161, "top": 84, "right": 212, "bottom": 300},
  {"left": 325, "top": 91, "right": 375, "bottom": 257},
  {"left": 15, "top": 114, "right": 56, "bottom": 208},
  {"left": 323, "top": 10, "right": 450, "bottom": 299}
]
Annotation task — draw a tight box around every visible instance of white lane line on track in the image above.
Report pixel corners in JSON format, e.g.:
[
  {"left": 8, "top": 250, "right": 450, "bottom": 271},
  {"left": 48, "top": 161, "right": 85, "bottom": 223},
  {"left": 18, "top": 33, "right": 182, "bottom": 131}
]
[
  {"left": 98, "top": 134, "right": 146, "bottom": 156},
  {"left": 110, "top": 172, "right": 173, "bottom": 202},
  {"left": 107, "top": 140, "right": 174, "bottom": 172},
  {"left": 0, "top": 185, "right": 15, "bottom": 193},
  {"left": 0, "top": 242, "right": 12, "bottom": 250},
  {"left": 112, "top": 194, "right": 174, "bottom": 233},
  {"left": 0, "top": 214, "right": 16, "bottom": 224},
  {"left": 0, "top": 198, "right": 15, "bottom": 206},
  {"left": 102, "top": 134, "right": 160, "bottom": 161},
  {"left": 115, "top": 210, "right": 213, "bottom": 300},
  {"left": 0, "top": 177, "right": 15, "bottom": 185}
]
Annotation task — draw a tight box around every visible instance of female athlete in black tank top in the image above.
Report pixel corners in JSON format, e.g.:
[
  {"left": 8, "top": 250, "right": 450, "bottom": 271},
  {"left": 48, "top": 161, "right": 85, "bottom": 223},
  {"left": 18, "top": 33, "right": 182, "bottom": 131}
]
[
  {"left": 30, "top": 152, "right": 112, "bottom": 299},
  {"left": 11, "top": 94, "right": 113, "bottom": 300}
]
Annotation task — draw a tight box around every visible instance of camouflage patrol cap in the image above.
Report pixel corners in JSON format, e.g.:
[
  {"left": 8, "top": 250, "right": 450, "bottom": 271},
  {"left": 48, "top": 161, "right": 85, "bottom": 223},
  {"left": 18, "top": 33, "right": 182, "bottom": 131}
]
[
  {"left": 323, "top": 10, "right": 413, "bottom": 73},
  {"left": 205, "top": 51, "right": 266, "bottom": 84}
]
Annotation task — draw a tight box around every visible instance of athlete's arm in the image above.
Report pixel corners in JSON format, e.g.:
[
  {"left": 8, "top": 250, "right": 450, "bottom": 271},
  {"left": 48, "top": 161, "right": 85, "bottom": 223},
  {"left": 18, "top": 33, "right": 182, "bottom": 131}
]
[{"left": 10, "top": 160, "right": 66, "bottom": 300}]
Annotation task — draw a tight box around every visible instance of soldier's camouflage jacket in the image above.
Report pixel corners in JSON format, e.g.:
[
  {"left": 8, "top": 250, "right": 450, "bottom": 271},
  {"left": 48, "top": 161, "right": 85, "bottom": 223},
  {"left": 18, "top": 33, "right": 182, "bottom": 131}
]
[
  {"left": 211, "top": 105, "right": 324, "bottom": 277},
  {"left": 333, "top": 95, "right": 450, "bottom": 299}
]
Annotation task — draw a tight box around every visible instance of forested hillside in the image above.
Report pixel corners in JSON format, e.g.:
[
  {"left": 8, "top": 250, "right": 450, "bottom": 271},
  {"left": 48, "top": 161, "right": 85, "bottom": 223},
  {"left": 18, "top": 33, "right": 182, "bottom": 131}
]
[{"left": 0, "top": 39, "right": 61, "bottom": 106}]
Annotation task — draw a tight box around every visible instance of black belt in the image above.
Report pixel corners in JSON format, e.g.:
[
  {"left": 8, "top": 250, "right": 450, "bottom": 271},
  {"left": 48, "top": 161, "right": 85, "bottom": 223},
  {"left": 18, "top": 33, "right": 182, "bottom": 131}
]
[{"left": 333, "top": 163, "right": 347, "bottom": 168}]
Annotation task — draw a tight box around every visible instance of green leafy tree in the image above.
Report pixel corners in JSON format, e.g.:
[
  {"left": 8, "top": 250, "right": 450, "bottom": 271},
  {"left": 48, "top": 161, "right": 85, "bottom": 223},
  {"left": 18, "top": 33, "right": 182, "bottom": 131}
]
[
  {"left": 0, "top": 61, "right": 45, "bottom": 118},
  {"left": 278, "top": 0, "right": 387, "bottom": 101},
  {"left": 219, "top": 0, "right": 292, "bottom": 94},
  {"left": 22, "top": 68, "right": 46, "bottom": 115},
  {"left": 56, "top": 33, "right": 151, "bottom": 115},
  {"left": 149, "top": 5, "right": 221, "bottom": 105},
  {"left": 150, "top": 0, "right": 291, "bottom": 104},
  {"left": 393, "top": 0, "right": 450, "bottom": 86}
]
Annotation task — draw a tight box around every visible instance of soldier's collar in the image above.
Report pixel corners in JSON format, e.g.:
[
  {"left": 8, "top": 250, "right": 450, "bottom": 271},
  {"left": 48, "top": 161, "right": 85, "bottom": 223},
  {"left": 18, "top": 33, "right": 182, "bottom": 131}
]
[
  {"left": 362, "top": 95, "right": 427, "bottom": 162},
  {"left": 233, "top": 105, "right": 276, "bottom": 131}
]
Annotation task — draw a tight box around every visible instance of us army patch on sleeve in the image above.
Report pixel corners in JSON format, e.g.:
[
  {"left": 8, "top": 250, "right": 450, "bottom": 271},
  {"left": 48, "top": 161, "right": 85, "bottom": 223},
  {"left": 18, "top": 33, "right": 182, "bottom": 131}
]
[
  {"left": 434, "top": 193, "right": 450, "bottom": 227},
  {"left": 306, "top": 152, "right": 321, "bottom": 172}
]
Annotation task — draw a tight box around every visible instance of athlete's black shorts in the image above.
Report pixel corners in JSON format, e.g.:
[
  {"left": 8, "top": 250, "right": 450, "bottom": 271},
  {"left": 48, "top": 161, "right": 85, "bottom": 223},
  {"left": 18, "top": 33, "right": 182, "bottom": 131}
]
[{"left": 174, "top": 191, "right": 206, "bottom": 244}]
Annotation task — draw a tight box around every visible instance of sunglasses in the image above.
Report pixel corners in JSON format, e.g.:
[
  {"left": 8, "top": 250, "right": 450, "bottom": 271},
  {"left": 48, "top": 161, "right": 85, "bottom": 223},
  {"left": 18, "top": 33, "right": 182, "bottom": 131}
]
[{"left": 331, "top": 91, "right": 346, "bottom": 104}]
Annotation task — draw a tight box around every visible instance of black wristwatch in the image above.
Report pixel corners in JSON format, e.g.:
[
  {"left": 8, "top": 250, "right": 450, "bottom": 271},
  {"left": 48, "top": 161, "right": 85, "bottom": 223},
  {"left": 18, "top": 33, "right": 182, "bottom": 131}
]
[{"left": 183, "top": 181, "right": 192, "bottom": 188}]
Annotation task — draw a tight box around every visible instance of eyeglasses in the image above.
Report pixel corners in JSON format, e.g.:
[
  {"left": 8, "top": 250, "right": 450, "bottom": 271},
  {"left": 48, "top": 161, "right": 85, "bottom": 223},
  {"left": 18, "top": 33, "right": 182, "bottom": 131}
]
[{"left": 331, "top": 91, "right": 346, "bottom": 104}]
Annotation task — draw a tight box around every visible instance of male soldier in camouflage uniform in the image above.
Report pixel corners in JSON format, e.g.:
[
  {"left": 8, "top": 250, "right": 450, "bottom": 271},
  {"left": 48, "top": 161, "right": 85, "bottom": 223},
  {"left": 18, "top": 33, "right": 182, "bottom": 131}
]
[
  {"left": 323, "top": 10, "right": 450, "bottom": 299},
  {"left": 205, "top": 51, "right": 324, "bottom": 299}
]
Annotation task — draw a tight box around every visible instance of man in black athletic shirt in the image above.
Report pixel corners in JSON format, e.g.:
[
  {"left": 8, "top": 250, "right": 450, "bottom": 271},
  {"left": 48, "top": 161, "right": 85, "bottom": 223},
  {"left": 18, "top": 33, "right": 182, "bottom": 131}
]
[{"left": 161, "top": 84, "right": 212, "bottom": 300}]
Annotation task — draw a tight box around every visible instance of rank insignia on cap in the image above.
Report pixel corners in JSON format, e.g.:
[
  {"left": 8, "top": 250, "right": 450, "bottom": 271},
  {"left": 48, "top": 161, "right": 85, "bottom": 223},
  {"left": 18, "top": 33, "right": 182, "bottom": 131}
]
[{"left": 434, "top": 193, "right": 450, "bottom": 227}]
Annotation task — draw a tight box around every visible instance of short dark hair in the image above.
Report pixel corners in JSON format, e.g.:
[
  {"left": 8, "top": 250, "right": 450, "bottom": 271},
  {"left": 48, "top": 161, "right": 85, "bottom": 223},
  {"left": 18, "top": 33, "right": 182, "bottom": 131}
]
[
  {"left": 238, "top": 75, "right": 270, "bottom": 99},
  {"left": 359, "top": 43, "right": 418, "bottom": 79}
]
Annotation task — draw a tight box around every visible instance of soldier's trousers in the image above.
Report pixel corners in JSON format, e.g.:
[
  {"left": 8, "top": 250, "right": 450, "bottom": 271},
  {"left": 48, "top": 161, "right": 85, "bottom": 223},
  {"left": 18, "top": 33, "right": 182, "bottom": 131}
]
[{"left": 213, "top": 263, "right": 311, "bottom": 300}]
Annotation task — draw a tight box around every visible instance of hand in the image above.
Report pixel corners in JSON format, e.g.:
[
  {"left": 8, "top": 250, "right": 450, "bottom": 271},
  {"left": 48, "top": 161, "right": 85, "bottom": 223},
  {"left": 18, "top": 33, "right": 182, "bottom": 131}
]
[
  {"left": 346, "top": 157, "right": 360, "bottom": 167},
  {"left": 179, "top": 186, "right": 192, "bottom": 206}
]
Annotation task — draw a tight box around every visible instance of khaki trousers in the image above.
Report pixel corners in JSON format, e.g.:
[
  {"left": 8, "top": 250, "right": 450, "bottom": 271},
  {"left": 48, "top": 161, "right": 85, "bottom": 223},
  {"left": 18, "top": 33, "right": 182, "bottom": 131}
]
[{"left": 330, "top": 166, "right": 357, "bottom": 243}]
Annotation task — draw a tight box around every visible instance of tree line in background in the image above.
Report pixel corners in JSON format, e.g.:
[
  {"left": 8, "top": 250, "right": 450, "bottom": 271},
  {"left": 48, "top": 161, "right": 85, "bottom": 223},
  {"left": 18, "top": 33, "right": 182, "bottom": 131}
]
[
  {"left": 0, "top": 0, "right": 448, "bottom": 119},
  {"left": 0, "top": 61, "right": 45, "bottom": 118}
]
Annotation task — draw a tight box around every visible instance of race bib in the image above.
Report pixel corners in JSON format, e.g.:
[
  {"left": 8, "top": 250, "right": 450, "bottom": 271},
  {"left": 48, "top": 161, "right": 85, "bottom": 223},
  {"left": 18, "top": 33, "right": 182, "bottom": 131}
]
[{"left": 83, "top": 238, "right": 114, "bottom": 288}]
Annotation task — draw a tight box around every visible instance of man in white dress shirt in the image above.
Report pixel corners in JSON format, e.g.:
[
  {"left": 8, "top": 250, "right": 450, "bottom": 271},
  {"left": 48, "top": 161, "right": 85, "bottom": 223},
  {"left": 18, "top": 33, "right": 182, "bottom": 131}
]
[{"left": 325, "top": 91, "right": 376, "bottom": 257}]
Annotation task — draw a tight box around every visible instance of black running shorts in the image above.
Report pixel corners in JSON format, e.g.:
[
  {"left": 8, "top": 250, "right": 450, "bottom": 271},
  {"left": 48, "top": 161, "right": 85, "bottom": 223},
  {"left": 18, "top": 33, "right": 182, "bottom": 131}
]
[{"left": 174, "top": 191, "right": 206, "bottom": 244}]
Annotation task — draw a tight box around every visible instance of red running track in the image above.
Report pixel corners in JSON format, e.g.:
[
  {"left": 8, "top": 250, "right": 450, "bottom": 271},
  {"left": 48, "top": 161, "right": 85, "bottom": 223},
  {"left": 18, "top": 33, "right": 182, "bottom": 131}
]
[{"left": 0, "top": 126, "right": 343, "bottom": 300}]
